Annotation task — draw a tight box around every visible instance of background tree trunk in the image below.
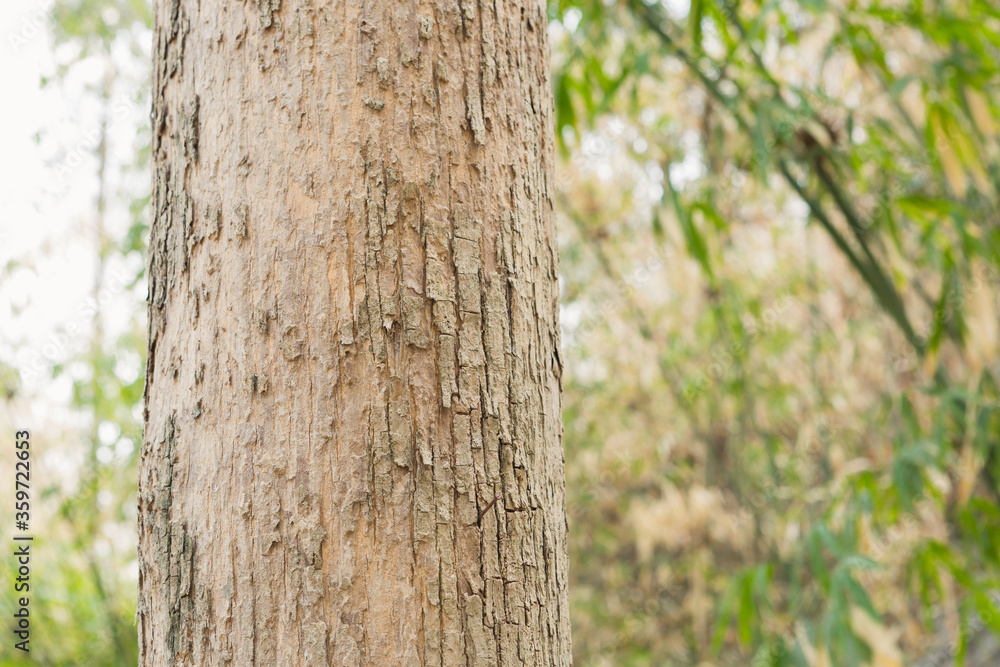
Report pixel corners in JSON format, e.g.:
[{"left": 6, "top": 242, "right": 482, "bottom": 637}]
[{"left": 138, "top": 0, "right": 570, "bottom": 665}]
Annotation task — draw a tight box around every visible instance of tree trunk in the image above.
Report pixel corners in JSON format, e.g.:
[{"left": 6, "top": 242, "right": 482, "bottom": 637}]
[{"left": 138, "top": 0, "right": 570, "bottom": 665}]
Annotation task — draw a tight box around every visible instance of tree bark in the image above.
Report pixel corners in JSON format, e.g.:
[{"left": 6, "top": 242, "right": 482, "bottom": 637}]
[{"left": 138, "top": 0, "right": 570, "bottom": 665}]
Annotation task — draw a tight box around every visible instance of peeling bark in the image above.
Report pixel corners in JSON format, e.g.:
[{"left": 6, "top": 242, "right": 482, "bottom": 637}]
[{"left": 138, "top": 0, "right": 570, "bottom": 664}]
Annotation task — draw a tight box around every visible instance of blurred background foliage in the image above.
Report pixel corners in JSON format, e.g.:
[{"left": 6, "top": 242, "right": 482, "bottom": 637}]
[
  {"left": 2, "top": 0, "right": 999, "bottom": 664},
  {"left": 1, "top": 0, "right": 149, "bottom": 664},
  {"left": 551, "top": 0, "right": 1000, "bottom": 664}
]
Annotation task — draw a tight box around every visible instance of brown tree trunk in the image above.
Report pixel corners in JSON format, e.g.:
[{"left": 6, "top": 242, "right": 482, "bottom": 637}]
[{"left": 138, "top": 0, "right": 570, "bottom": 665}]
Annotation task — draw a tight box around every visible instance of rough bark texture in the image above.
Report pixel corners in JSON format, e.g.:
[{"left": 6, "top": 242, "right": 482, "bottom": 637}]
[{"left": 138, "top": 0, "right": 570, "bottom": 665}]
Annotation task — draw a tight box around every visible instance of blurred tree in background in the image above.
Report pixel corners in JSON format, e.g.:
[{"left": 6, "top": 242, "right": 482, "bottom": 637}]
[
  {"left": 1, "top": 0, "right": 999, "bottom": 664},
  {"left": 1, "top": 0, "right": 149, "bottom": 664}
]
